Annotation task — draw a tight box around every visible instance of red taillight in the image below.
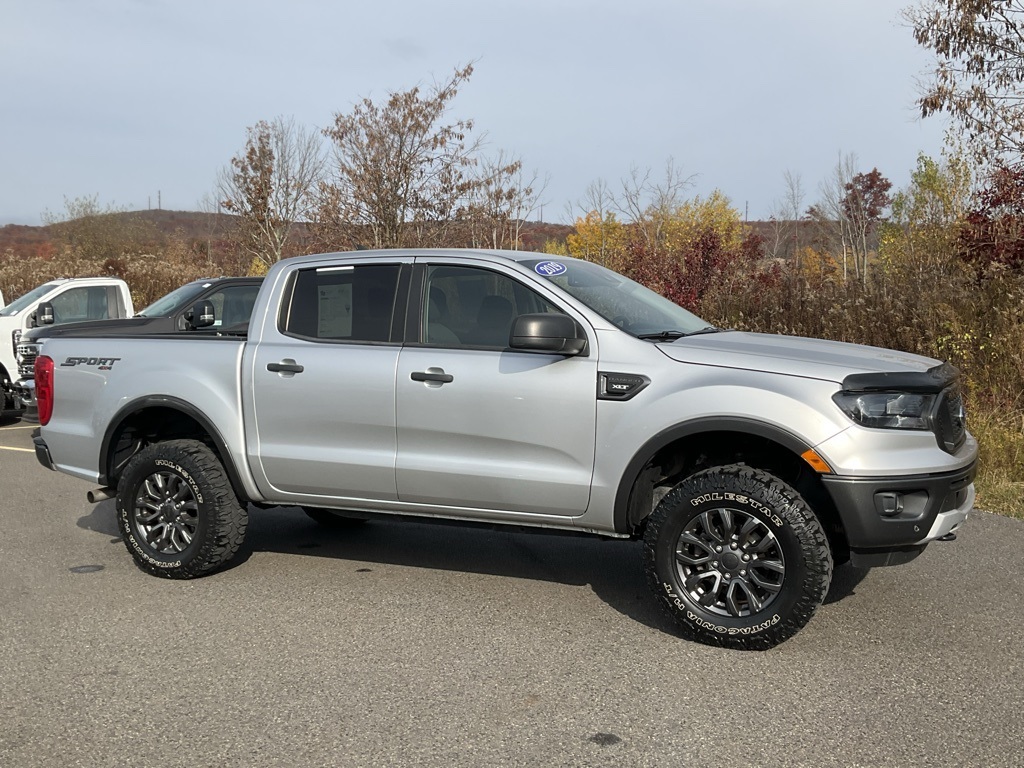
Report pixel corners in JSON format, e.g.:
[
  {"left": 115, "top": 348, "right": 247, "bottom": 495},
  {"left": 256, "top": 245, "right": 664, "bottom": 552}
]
[{"left": 35, "top": 355, "right": 54, "bottom": 426}]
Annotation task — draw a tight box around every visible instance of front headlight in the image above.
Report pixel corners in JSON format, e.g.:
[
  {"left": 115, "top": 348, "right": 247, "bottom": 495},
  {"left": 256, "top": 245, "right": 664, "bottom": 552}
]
[
  {"left": 832, "top": 391, "right": 936, "bottom": 430},
  {"left": 11, "top": 329, "right": 21, "bottom": 357}
]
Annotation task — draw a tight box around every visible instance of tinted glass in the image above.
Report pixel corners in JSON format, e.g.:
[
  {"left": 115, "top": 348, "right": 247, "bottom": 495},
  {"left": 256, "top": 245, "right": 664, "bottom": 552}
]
[
  {"left": 284, "top": 264, "right": 400, "bottom": 343},
  {"left": 423, "top": 265, "right": 560, "bottom": 348}
]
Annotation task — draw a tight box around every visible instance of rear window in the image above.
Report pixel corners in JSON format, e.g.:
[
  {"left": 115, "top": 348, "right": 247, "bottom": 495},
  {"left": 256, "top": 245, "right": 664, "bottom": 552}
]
[{"left": 281, "top": 264, "right": 401, "bottom": 343}]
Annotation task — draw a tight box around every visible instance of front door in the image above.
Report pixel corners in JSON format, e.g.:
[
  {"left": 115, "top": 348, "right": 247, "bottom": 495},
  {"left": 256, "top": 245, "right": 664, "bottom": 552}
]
[{"left": 395, "top": 262, "right": 597, "bottom": 517}]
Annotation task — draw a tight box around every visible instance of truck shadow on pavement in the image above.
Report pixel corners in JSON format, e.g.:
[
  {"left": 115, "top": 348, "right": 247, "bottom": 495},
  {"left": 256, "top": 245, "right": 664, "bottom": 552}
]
[{"left": 78, "top": 501, "right": 868, "bottom": 634}]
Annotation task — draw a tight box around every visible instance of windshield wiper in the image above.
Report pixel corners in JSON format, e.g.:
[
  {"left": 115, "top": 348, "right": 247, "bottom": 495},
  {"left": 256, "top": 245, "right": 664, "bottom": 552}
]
[
  {"left": 636, "top": 330, "right": 689, "bottom": 340},
  {"left": 637, "top": 326, "right": 725, "bottom": 340},
  {"left": 687, "top": 325, "right": 726, "bottom": 336}
]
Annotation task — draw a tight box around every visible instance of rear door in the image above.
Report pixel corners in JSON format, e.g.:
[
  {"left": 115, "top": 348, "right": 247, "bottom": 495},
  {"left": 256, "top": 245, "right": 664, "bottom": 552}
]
[
  {"left": 246, "top": 258, "right": 409, "bottom": 503},
  {"left": 395, "top": 260, "right": 598, "bottom": 517}
]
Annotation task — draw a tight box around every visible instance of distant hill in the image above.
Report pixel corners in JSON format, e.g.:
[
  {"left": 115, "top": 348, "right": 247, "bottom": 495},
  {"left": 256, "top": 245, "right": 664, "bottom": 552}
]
[{"left": 0, "top": 209, "right": 575, "bottom": 260}]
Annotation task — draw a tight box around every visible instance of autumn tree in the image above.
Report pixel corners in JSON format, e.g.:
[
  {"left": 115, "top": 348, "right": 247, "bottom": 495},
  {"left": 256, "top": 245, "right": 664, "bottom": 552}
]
[
  {"left": 959, "top": 160, "right": 1024, "bottom": 271},
  {"left": 616, "top": 159, "right": 695, "bottom": 259},
  {"left": 463, "top": 150, "right": 545, "bottom": 250},
  {"left": 662, "top": 190, "right": 747, "bottom": 257},
  {"left": 766, "top": 171, "right": 806, "bottom": 262},
  {"left": 881, "top": 152, "right": 972, "bottom": 280},
  {"left": 568, "top": 179, "right": 620, "bottom": 266},
  {"left": 842, "top": 168, "right": 893, "bottom": 282},
  {"left": 565, "top": 210, "right": 629, "bottom": 270},
  {"left": 315, "top": 63, "right": 516, "bottom": 250},
  {"left": 219, "top": 116, "right": 323, "bottom": 272},
  {"left": 906, "top": 0, "right": 1024, "bottom": 161},
  {"left": 809, "top": 156, "right": 892, "bottom": 284}
]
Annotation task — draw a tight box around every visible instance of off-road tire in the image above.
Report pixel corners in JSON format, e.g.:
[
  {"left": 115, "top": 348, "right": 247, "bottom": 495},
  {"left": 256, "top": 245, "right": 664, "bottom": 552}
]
[
  {"left": 116, "top": 439, "right": 248, "bottom": 579},
  {"left": 302, "top": 507, "right": 369, "bottom": 528},
  {"left": 642, "top": 464, "right": 832, "bottom": 650}
]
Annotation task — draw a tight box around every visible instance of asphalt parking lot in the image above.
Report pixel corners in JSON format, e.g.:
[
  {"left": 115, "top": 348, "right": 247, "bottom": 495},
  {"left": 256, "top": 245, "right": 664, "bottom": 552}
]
[{"left": 2, "top": 418, "right": 1023, "bottom": 767}]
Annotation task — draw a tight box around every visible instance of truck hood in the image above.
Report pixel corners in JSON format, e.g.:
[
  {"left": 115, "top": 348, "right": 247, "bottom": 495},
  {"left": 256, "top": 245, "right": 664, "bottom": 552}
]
[{"left": 656, "top": 331, "right": 939, "bottom": 384}]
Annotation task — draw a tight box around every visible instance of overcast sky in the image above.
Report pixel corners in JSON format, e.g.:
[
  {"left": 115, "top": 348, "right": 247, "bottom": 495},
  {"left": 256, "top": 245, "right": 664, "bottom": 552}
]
[{"left": 0, "top": 0, "right": 947, "bottom": 226}]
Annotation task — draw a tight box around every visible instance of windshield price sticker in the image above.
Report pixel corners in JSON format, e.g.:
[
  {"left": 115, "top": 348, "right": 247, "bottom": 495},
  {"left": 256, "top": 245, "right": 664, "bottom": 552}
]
[{"left": 534, "top": 261, "right": 568, "bottom": 277}]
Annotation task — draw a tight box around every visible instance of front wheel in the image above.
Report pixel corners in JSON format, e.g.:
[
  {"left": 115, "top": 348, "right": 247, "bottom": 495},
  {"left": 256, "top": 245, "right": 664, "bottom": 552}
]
[
  {"left": 116, "top": 439, "right": 248, "bottom": 579},
  {"left": 642, "top": 464, "right": 832, "bottom": 650}
]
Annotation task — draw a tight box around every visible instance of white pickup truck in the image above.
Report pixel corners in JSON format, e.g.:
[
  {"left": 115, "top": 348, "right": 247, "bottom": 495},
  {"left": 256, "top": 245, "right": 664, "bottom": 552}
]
[
  {"left": 30, "top": 249, "right": 976, "bottom": 649},
  {"left": 1, "top": 277, "right": 133, "bottom": 416}
]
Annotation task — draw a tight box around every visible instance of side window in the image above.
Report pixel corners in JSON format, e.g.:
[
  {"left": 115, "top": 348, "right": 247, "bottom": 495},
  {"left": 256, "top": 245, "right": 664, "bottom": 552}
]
[
  {"left": 423, "top": 265, "right": 561, "bottom": 348},
  {"left": 50, "top": 286, "right": 110, "bottom": 324},
  {"left": 206, "top": 285, "right": 261, "bottom": 328},
  {"left": 283, "top": 264, "right": 400, "bottom": 343}
]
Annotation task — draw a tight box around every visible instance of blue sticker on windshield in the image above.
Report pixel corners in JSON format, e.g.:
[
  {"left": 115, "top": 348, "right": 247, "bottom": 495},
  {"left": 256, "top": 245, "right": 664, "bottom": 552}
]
[{"left": 534, "top": 261, "right": 568, "bottom": 277}]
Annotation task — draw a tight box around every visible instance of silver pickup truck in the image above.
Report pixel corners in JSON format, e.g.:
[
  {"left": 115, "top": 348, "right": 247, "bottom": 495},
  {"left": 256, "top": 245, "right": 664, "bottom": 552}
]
[{"left": 31, "top": 249, "right": 977, "bottom": 649}]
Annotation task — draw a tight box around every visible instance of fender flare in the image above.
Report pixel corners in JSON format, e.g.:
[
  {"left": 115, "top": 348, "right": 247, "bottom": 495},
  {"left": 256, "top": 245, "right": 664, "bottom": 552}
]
[
  {"left": 613, "top": 416, "right": 815, "bottom": 534},
  {"left": 99, "top": 395, "right": 250, "bottom": 503}
]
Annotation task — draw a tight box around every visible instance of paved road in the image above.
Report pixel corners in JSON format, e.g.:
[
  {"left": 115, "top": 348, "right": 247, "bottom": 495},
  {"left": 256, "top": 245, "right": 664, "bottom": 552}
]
[{"left": 2, "top": 419, "right": 1022, "bottom": 767}]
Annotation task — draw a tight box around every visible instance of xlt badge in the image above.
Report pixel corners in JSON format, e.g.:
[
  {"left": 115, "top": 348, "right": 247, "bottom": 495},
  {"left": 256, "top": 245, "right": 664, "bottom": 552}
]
[{"left": 598, "top": 372, "right": 650, "bottom": 401}]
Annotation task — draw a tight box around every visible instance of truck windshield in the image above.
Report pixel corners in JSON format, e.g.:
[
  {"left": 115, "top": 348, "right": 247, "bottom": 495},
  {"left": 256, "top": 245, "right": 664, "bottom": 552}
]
[
  {"left": 137, "top": 281, "right": 212, "bottom": 317},
  {"left": 519, "top": 258, "right": 711, "bottom": 338},
  {"left": 0, "top": 282, "right": 59, "bottom": 316}
]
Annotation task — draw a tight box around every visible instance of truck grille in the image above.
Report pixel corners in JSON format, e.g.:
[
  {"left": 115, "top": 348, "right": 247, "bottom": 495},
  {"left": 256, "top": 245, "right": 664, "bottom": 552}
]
[
  {"left": 934, "top": 386, "right": 966, "bottom": 453},
  {"left": 17, "top": 343, "right": 37, "bottom": 378}
]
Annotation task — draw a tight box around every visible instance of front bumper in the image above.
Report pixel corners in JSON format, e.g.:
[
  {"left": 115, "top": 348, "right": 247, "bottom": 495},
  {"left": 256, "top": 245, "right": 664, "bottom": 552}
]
[{"left": 822, "top": 461, "right": 976, "bottom": 567}]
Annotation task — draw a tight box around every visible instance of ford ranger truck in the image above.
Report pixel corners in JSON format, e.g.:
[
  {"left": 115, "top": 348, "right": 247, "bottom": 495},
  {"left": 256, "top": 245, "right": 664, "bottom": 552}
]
[{"left": 30, "top": 249, "right": 977, "bottom": 649}]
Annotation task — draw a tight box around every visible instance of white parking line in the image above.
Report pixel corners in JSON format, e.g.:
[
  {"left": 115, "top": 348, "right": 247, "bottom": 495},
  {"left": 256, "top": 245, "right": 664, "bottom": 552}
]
[
  {"left": 0, "top": 445, "right": 33, "bottom": 453},
  {"left": 0, "top": 425, "right": 38, "bottom": 430}
]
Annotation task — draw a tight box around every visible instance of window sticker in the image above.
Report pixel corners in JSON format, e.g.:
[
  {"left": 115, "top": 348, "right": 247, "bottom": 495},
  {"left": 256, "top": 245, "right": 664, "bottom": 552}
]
[
  {"left": 317, "top": 283, "right": 352, "bottom": 337},
  {"left": 534, "top": 261, "right": 568, "bottom": 277}
]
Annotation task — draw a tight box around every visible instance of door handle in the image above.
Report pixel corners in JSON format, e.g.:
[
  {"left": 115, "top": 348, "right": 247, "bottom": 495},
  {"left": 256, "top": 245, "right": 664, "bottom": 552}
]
[
  {"left": 267, "top": 361, "right": 304, "bottom": 374},
  {"left": 411, "top": 371, "right": 453, "bottom": 384}
]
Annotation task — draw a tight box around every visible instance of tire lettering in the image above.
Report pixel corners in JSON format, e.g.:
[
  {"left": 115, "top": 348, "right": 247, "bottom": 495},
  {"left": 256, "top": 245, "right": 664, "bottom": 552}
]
[
  {"left": 685, "top": 610, "right": 781, "bottom": 635},
  {"left": 154, "top": 458, "right": 204, "bottom": 504},
  {"left": 119, "top": 507, "right": 183, "bottom": 568},
  {"left": 689, "top": 492, "right": 783, "bottom": 527},
  {"left": 663, "top": 582, "right": 780, "bottom": 635}
]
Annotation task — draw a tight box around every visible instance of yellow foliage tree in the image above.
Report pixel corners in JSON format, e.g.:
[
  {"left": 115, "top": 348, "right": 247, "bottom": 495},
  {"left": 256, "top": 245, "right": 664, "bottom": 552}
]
[
  {"left": 795, "top": 246, "right": 839, "bottom": 285},
  {"left": 662, "top": 190, "right": 745, "bottom": 257},
  {"left": 565, "top": 210, "right": 628, "bottom": 270}
]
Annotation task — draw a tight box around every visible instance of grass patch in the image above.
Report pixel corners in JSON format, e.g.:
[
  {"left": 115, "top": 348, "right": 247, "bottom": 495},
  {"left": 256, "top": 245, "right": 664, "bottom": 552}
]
[{"left": 969, "top": 403, "right": 1024, "bottom": 519}]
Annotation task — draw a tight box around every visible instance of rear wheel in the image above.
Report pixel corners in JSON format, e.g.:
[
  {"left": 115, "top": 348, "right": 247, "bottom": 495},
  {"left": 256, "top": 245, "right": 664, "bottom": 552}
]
[
  {"left": 116, "top": 439, "right": 248, "bottom": 579},
  {"left": 642, "top": 464, "right": 832, "bottom": 650}
]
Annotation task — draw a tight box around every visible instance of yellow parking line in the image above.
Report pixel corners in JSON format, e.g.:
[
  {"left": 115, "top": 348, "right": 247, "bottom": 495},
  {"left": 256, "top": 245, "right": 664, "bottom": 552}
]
[{"left": 0, "top": 445, "right": 33, "bottom": 452}]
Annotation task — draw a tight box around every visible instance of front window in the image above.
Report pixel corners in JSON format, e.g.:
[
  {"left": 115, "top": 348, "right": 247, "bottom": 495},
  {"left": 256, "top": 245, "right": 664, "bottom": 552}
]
[
  {"left": 138, "top": 281, "right": 210, "bottom": 317},
  {"left": 0, "top": 282, "right": 59, "bottom": 316},
  {"left": 421, "top": 265, "right": 562, "bottom": 348},
  {"left": 50, "top": 286, "right": 111, "bottom": 322},
  {"left": 520, "top": 258, "right": 710, "bottom": 337}
]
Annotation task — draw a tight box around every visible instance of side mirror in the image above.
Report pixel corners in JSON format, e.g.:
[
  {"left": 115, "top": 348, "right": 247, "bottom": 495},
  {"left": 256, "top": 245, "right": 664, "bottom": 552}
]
[
  {"left": 188, "top": 300, "right": 216, "bottom": 329},
  {"left": 37, "top": 301, "right": 55, "bottom": 326},
  {"left": 509, "top": 314, "right": 587, "bottom": 356}
]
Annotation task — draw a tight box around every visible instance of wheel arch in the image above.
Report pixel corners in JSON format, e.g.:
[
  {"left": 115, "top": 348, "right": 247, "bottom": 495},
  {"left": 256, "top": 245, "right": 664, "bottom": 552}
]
[
  {"left": 614, "top": 417, "right": 849, "bottom": 561},
  {"left": 100, "top": 396, "right": 250, "bottom": 503}
]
